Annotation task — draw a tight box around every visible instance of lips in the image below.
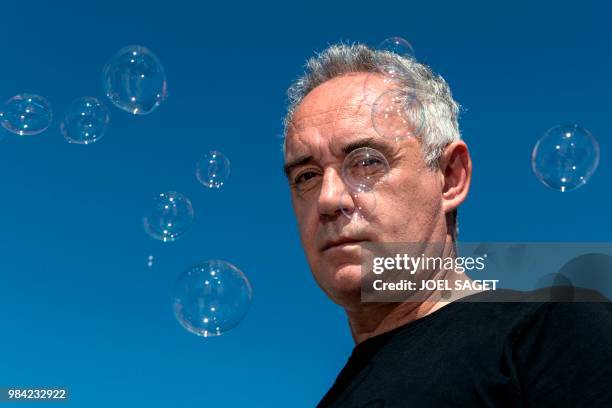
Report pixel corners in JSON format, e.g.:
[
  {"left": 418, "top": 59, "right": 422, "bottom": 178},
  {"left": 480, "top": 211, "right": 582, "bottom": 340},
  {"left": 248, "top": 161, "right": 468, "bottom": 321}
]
[{"left": 321, "top": 237, "right": 365, "bottom": 252}]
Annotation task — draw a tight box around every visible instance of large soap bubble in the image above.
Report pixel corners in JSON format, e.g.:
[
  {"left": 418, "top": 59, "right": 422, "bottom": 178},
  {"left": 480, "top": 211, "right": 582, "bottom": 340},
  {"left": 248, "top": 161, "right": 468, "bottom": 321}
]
[
  {"left": 173, "top": 260, "right": 252, "bottom": 337},
  {"left": 532, "top": 124, "right": 599, "bottom": 192},
  {"left": 372, "top": 89, "right": 425, "bottom": 141},
  {"left": 0, "top": 93, "right": 52, "bottom": 136},
  {"left": 143, "top": 191, "right": 194, "bottom": 242},
  {"left": 102, "top": 45, "right": 168, "bottom": 115},
  {"left": 60, "top": 97, "right": 110, "bottom": 144}
]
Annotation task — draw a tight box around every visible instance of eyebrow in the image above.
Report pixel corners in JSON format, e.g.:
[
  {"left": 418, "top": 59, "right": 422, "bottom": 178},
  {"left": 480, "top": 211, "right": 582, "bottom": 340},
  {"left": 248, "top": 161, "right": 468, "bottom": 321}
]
[
  {"left": 283, "top": 137, "right": 395, "bottom": 179},
  {"left": 283, "top": 155, "right": 315, "bottom": 179},
  {"left": 340, "top": 137, "right": 395, "bottom": 158}
]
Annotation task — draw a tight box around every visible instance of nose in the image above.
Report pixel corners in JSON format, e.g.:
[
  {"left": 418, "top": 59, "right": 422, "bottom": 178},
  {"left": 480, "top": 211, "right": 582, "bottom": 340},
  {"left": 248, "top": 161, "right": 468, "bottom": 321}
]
[{"left": 317, "top": 167, "right": 354, "bottom": 218}]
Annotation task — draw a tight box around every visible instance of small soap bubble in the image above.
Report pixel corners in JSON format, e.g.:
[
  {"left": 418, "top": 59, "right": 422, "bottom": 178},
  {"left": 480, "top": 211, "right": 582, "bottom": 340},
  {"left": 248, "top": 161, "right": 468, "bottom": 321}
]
[
  {"left": 102, "top": 45, "right": 168, "bottom": 115},
  {"left": 196, "top": 150, "right": 230, "bottom": 189},
  {"left": 531, "top": 124, "right": 599, "bottom": 192},
  {"left": 147, "top": 255, "right": 154, "bottom": 268},
  {"left": 377, "top": 36, "right": 415, "bottom": 59},
  {"left": 60, "top": 97, "right": 110, "bottom": 144},
  {"left": 0, "top": 94, "right": 52, "bottom": 136},
  {"left": 372, "top": 89, "right": 424, "bottom": 141},
  {"left": 173, "top": 260, "right": 252, "bottom": 337},
  {"left": 340, "top": 189, "right": 377, "bottom": 220},
  {"left": 143, "top": 191, "right": 194, "bottom": 242},
  {"left": 342, "top": 147, "right": 390, "bottom": 192},
  {"left": 363, "top": 37, "right": 416, "bottom": 96}
]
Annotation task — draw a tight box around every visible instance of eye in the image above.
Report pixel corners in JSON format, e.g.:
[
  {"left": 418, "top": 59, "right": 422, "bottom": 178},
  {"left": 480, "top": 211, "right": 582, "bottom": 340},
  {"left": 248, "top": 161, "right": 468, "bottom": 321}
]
[
  {"left": 295, "top": 171, "right": 316, "bottom": 183},
  {"left": 293, "top": 170, "right": 321, "bottom": 191},
  {"left": 352, "top": 156, "right": 385, "bottom": 176},
  {"left": 359, "top": 157, "right": 383, "bottom": 167},
  {"left": 342, "top": 147, "right": 391, "bottom": 190}
]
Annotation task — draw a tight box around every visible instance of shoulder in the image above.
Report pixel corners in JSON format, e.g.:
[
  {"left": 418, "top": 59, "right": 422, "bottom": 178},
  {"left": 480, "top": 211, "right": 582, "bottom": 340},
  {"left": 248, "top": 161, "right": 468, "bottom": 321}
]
[
  {"left": 513, "top": 300, "right": 612, "bottom": 348},
  {"left": 446, "top": 289, "right": 611, "bottom": 344},
  {"left": 447, "top": 289, "right": 550, "bottom": 330},
  {"left": 511, "top": 300, "right": 612, "bottom": 406}
]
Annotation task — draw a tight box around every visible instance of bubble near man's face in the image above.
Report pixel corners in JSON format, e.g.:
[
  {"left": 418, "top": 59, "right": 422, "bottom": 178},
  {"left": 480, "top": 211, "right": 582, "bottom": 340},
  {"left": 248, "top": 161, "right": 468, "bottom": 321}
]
[
  {"left": 338, "top": 146, "right": 389, "bottom": 219},
  {"left": 371, "top": 89, "right": 425, "bottom": 141},
  {"left": 341, "top": 147, "right": 390, "bottom": 192},
  {"left": 364, "top": 36, "right": 417, "bottom": 103},
  {"left": 377, "top": 36, "right": 415, "bottom": 59}
]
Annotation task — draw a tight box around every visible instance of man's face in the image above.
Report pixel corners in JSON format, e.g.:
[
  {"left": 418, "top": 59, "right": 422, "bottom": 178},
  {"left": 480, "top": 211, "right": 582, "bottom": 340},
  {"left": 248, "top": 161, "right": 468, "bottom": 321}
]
[{"left": 284, "top": 73, "right": 449, "bottom": 308}]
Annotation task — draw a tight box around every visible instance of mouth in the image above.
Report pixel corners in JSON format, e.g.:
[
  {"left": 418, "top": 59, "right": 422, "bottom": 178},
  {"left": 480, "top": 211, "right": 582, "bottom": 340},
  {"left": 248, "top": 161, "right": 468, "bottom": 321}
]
[{"left": 321, "top": 237, "right": 367, "bottom": 252}]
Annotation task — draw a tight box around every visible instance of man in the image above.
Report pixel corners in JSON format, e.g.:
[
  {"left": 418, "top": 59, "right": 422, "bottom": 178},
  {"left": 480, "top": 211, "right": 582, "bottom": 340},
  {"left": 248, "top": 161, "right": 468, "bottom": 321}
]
[{"left": 282, "top": 43, "right": 612, "bottom": 407}]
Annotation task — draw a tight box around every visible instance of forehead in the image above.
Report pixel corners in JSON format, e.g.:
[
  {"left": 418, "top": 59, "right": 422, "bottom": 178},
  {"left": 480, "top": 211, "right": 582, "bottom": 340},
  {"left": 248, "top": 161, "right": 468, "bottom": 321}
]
[{"left": 285, "top": 72, "right": 387, "bottom": 159}]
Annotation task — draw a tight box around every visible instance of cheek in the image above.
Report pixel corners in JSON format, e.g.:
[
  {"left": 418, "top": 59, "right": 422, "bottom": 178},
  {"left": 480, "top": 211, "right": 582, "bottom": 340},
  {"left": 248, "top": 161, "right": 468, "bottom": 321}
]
[
  {"left": 292, "top": 196, "right": 318, "bottom": 253},
  {"left": 375, "top": 171, "right": 441, "bottom": 234},
  {"left": 293, "top": 195, "right": 313, "bottom": 229}
]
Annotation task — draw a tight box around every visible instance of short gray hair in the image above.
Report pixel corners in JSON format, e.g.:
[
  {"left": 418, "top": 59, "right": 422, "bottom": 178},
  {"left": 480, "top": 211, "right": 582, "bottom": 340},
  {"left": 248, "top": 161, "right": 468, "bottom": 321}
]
[{"left": 283, "top": 42, "right": 462, "bottom": 238}]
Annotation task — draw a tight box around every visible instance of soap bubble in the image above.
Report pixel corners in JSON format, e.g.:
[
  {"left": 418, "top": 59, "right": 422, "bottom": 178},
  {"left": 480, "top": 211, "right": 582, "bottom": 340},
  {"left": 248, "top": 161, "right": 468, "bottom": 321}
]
[
  {"left": 173, "top": 260, "right": 252, "bottom": 337},
  {"left": 372, "top": 89, "right": 425, "bottom": 141},
  {"left": 340, "top": 189, "right": 377, "bottom": 220},
  {"left": 102, "top": 45, "right": 168, "bottom": 115},
  {"left": 146, "top": 255, "right": 154, "bottom": 268},
  {"left": 196, "top": 150, "right": 230, "bottom": 189},
  {"left": 532, "top": 124, "right": 599, "bottom": 192},
  {"left": 60, "top": 97, "right": 109, "bottom": 144},
  {"left": 342, "top": 147, "right": 390, "bottom": 192},
  {"left": 377, "top": 36, "right": 415, "bottom": 58},
  {"left": 363, "top": 37, "right": 417, "bottom": 97},
  {"left": 143, "top": 191, "right": 194, "bottom": 242},
  {"left": 369, "top": 60, "right": 416, "bottom": 88},
  {"left": 0, "top": 93, "right": 52, "bottom": 136}
]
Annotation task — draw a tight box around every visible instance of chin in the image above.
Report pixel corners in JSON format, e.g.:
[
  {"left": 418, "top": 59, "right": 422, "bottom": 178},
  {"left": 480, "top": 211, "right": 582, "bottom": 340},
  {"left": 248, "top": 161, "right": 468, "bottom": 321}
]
[{"left": 325, "top": 264, "right": 363, "bottom": 306}]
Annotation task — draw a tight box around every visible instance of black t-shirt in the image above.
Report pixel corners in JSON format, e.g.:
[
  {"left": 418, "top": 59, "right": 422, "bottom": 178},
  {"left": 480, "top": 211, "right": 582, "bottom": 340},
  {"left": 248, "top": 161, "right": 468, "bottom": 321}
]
[{"left": 317, "top": 290, "right": 612, "bottom": 407}]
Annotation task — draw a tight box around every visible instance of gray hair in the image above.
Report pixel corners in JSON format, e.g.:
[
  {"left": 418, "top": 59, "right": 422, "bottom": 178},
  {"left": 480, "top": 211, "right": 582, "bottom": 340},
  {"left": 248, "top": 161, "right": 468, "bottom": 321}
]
[{"left": 283, "top": 42, "right": 462, "bottom": 238}]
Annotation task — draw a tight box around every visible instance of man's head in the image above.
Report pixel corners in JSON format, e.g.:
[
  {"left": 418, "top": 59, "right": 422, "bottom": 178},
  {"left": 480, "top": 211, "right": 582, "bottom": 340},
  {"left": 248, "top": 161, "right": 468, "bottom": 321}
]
[{"left": 283, "top": 44, "right": 471, "bottom": 309}]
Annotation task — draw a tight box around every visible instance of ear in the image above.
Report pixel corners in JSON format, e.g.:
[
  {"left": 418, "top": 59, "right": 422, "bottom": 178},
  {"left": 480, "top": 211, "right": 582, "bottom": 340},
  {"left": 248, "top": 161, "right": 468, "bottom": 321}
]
[{"left": 438, "top": 141, "right": 472, "bottom": 214}]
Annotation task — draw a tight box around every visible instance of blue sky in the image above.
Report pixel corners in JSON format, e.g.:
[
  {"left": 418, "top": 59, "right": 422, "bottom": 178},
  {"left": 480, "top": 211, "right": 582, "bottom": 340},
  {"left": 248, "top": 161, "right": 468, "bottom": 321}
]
[{"left": 0, "top": 0, "right": 609, "bottom": 406}]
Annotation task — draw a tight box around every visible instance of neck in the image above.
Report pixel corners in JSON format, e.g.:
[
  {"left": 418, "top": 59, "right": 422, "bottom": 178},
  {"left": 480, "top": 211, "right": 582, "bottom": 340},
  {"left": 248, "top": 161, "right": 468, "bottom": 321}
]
[
  {"left": 346, "top": 298, "right": 447, "bottom": 344},
  {"left": 345, "top": 235, "right": 469, "bottom": 345}
]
